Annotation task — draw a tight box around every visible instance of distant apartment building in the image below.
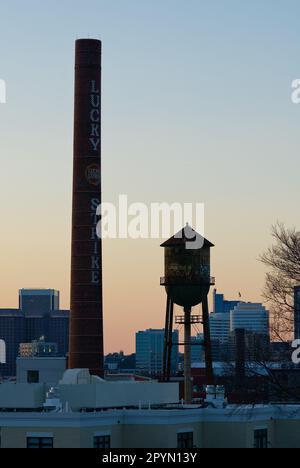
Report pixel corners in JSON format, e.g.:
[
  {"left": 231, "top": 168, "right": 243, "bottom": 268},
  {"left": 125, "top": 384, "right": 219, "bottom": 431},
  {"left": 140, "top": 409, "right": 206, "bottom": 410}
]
[
  {"left": 136, "top": 329, "right": 179, "bottom": 376},
  {"left": 0, "top": 290, "right": 69, "bottom": 377}
]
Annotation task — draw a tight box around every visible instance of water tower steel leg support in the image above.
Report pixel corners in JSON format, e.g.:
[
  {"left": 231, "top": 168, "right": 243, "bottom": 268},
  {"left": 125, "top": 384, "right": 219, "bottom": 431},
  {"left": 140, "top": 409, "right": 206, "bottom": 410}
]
[
  {"left": 184, "top": 306, "right": 192, "bottom": 403},
  {"left": 163, "top": 296, "right": 170, "bottom": 381},
  {"left": 202, "top": 295, "right": 214, "bottom": 385},
  {"left": 163, "top": 295, "right": 174, "bottom": 382},
  {"left": 166, "top": 300, "right": 174, "bottom": 381}
]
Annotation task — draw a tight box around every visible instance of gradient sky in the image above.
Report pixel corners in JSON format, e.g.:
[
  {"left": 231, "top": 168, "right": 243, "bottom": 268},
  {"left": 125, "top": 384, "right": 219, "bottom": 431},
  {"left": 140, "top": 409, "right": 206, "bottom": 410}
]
[{"left": 0, "top": 0, "right": 300, "bottom": 353}]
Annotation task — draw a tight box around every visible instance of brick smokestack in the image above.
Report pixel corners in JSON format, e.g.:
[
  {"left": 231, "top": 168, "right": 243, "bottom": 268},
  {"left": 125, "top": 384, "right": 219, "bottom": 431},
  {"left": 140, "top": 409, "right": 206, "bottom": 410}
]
[{"left": 69, "top": 39, "right": 104, "bottom": 377}]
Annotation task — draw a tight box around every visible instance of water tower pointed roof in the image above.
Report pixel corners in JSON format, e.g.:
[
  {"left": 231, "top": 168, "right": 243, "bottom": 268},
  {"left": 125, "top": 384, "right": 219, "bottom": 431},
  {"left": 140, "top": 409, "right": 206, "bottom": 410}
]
[{"left": 160, "top": 225, "right": 214, "bottom": 248}]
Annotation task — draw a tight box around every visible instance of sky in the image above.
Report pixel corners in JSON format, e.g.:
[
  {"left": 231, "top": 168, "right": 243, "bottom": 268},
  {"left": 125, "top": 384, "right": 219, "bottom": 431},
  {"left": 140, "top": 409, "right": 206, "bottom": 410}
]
[{"left": 0, "top": 0, "right": 300, "bottom": 353}]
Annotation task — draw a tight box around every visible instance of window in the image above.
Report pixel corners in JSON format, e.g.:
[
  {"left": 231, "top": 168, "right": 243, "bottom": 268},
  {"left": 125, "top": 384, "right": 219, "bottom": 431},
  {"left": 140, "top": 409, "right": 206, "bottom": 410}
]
[
  {"left": 27, "top": 370, "right": 39, "bottom": 383},
  {"left": 254, "top": 429, "right": 268, "bottom": 449},
  {"left": 177, "top": 432, "right": 194, "bottom": 449},
  {"left": 94, "top": 435, "right": 111, "bottom": 449},
  {"left": 27, "top": 437, "right": 53, "bottom": 449}
]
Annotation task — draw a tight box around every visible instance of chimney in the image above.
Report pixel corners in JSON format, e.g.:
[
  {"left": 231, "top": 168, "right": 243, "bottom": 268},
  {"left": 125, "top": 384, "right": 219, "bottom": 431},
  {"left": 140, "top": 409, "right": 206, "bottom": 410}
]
[{"left": 69, "top": 39, "right": 104, "bottom": 377}]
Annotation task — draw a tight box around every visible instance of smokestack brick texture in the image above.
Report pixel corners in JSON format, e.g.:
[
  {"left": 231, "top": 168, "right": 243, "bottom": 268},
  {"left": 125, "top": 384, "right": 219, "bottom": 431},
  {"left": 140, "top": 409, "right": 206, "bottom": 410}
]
[{"left": 69, "top": 39, "right": 104, "bottom": 376}]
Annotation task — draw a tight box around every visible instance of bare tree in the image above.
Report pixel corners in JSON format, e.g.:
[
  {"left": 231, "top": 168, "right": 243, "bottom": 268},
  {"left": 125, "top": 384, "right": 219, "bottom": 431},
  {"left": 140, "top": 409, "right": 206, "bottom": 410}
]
[{"left": 260, "top": 223, "right": 300, "bottom": 342}]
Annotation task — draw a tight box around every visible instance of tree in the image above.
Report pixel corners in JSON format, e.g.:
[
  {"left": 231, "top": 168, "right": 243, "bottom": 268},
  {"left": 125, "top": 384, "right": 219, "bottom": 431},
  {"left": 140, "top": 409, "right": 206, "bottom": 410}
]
[{"left": 260, "top": 223, "right": 300, "bottom": 342}]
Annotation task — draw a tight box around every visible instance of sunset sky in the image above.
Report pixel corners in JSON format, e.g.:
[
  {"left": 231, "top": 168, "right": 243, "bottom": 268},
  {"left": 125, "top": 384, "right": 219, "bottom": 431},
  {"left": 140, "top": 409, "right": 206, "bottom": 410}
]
[{"left": 0, "top": 0, "right": 300, "bottom": 353}]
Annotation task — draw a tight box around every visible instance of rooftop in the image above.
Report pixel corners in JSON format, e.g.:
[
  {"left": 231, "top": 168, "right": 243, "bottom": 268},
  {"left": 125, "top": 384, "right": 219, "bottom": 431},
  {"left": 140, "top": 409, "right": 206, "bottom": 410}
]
[{"left": 161, "top": 225, "right": 214, "bottom": 248}]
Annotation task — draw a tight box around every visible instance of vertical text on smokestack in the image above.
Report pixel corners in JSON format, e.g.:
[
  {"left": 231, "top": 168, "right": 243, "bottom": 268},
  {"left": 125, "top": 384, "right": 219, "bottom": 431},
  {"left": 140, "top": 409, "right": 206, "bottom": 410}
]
[
  {"left": 90, "top": 80, "right": 100, "bottom": 151},
  {"left": 89, "top": 80, "right": 101, "bottom": 285}
]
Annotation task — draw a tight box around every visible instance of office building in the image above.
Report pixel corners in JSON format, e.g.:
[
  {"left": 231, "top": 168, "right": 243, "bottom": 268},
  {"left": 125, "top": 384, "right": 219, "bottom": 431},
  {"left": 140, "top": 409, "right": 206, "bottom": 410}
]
[
  {"left": 0, "top": 290, "right": 69, "bottom": 377},
  {"left": 209, "top": 290, "right": 240, "bottom": 346},
  {"left": 210, "top": 313, "right": 231, "bottom": 344},
  {"left": 19, "top": 289, "right": 60, "bottom": 316},
  {"left": 208, "top": 292, "right": 270, "bottom": 364},
  {"left": 228, "top": 303, "right": 270, "bottom": 361},
  {"left": 191, "top": 334, "right": 204, "bottom": 363},
  {"left": 16, "top": 356, "right": 67, "bottom": 385},
  {"left": 136, "top": 329, "right": 179, "bottom": 376},
  {"left": 230, "top": 303, "right": 269, "bottom": 336},
  {"left": 213, "top": 289, "right": 240, "bottom": 315}
]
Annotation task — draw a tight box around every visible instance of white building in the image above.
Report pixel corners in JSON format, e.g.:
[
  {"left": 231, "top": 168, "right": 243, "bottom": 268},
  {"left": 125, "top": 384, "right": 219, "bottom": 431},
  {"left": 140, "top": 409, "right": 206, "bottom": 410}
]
[
  {"left": 0, "top": 370, "right": 299, "bottom": 448},
  {"left": 210, "top": 302, "right": 270, "bottom": 346},
  {"left": 16, "top": 357, "right": 67, "bottom": 386}
]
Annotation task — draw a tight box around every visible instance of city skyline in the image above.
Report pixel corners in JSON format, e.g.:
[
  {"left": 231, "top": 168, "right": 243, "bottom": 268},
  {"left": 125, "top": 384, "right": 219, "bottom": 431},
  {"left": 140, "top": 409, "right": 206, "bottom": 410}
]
[{"left": 1, "top": 0, "right": 300, "bottom": 354}]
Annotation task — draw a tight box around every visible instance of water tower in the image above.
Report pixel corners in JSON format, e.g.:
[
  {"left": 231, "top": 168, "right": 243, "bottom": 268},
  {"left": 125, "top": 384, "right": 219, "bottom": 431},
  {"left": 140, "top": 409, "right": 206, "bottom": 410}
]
[{"left": 160, "top": 225, "right": 215, "bottom": 403}]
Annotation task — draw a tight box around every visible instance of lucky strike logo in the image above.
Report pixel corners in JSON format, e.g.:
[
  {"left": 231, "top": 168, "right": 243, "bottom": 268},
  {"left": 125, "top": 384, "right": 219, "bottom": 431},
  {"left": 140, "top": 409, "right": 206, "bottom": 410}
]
[{"left": 85, "top": 164, "right": 100, "bottom": 186}]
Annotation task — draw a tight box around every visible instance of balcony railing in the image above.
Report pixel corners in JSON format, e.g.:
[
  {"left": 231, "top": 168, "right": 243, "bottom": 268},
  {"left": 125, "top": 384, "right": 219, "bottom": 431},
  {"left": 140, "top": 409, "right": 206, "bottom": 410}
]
[
  {"left": 175, "top": 315, "right": 202, "bottom": 325},
  {"left": 160, "top": 276, "right": 215, "bottom": 286}
]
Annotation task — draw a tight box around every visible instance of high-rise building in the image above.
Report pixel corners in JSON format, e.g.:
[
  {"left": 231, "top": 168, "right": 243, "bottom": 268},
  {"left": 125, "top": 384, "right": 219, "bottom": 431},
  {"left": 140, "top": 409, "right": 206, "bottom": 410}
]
[
  {"left": 0, "top": 290, "right": 69, "bottom": 377},
  {"left": 136, "top": 329, "right": 179, "bottom": 376},
  {"left": 191, "top": 334, "right": 205, "bottom": 363},
  {"left": 229, "top": 303, "right": 270, "bottom": 361},
  {"left": 294, "top": 286, "right": 300, "bottom": 340},
  {"left": 0, "top": 309, "right": 25, "bottom": 378},
  {"left": 212, "top": 289, "right": 240, "bottom": 315},
  {"left": 19, "top": 289, "right": 59, "bottom": 316},
  {"left": 210, "top": 313, "right": 231, "bottom": 344},
  {"left": 210, "top": 289, "right": 240, "bottom": 348},
  {"left": 209, "top": 291, "right": 270, "bottom": 362},
  {"left": 230, "top": 303, "right": 269, "bottom": 335}
]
